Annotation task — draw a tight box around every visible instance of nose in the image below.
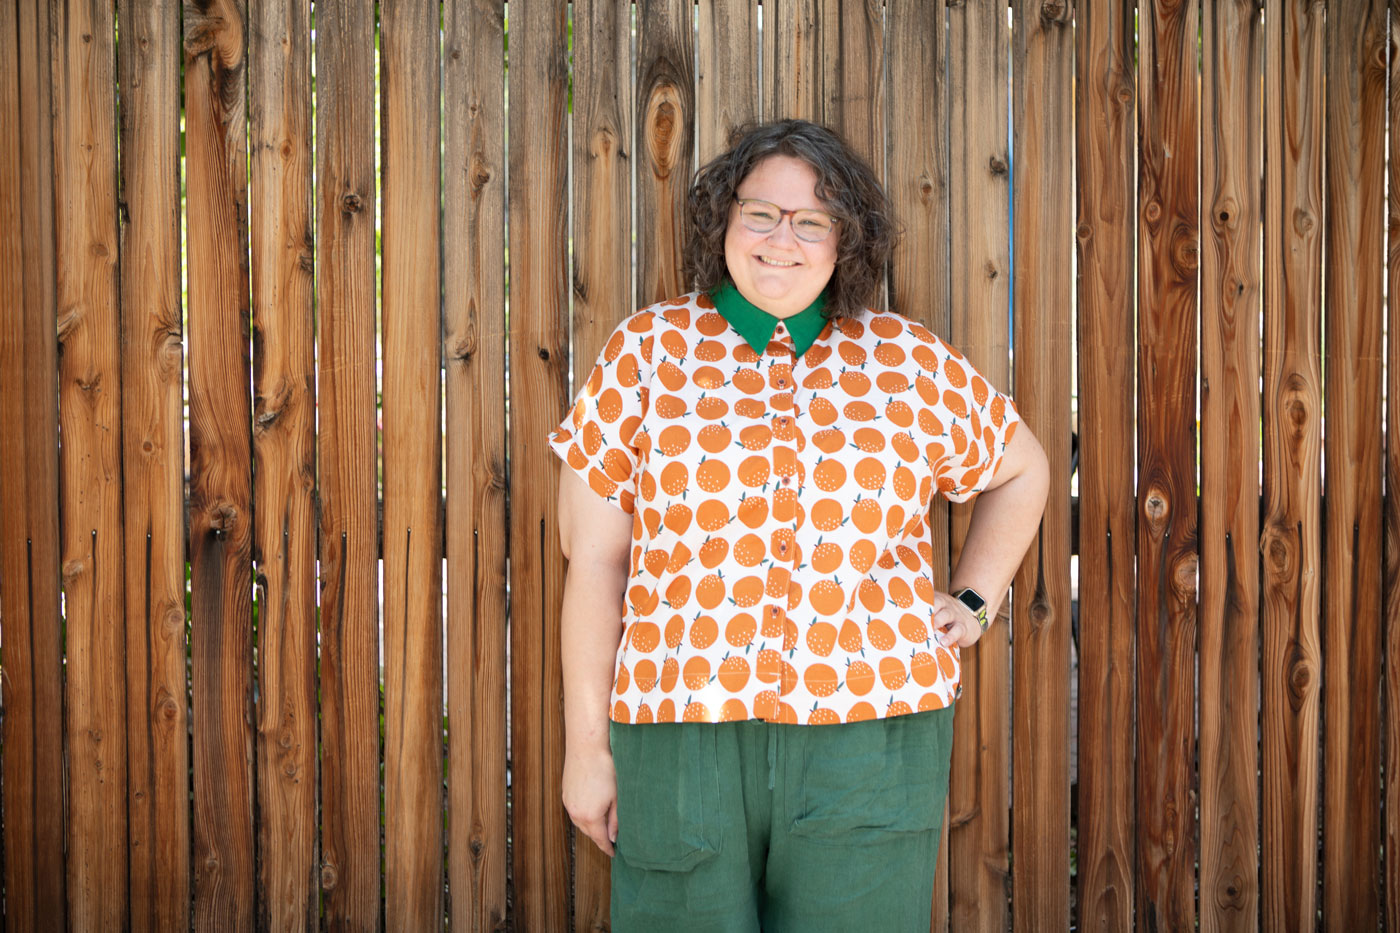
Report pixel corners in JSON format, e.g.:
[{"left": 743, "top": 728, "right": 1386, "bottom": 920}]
[{"left": 765, "top": 214, "right": 798, "bottom": 245}]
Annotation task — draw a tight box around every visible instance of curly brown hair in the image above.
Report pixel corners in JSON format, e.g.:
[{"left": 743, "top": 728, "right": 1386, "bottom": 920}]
[{"left": 684, "top": 120, "right": 898, "bottom": 320}]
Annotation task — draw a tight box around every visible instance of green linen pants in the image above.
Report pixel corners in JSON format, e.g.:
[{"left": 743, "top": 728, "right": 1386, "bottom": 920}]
[{"left": 609, "top": 706, "right": 955, "bottom": 933}]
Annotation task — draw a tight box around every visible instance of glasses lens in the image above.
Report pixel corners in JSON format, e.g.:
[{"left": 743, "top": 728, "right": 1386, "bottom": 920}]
[
  {"left": 791, "top": 211, "right": 833, "bottom": 242},
  {"left": 739, "top": 200, "right": 781, "bottom": 232}
]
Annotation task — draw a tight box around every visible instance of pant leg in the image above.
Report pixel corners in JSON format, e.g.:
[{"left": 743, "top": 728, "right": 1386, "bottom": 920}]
[
  {"left": 609, "top": 721, "right": 766, "bottom": 933},
  {"left": 760, "top": 707, "right": 955, "bottom": 933}
]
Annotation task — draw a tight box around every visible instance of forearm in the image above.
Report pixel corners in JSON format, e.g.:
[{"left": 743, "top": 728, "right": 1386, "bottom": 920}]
[
  {"left": 561, "top": 559, "right": 628, "bottom": 756},
  {"left": 949, "top": 448, "right": 1049, "bottom": 617}
]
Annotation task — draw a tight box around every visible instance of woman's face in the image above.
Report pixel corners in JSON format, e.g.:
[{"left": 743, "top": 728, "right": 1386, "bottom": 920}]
[{"left": 724, "top": 155, "right": 839, "bottom": 319}]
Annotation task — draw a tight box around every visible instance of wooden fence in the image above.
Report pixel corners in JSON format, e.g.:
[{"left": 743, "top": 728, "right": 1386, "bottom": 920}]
[{"left": 0, "top": 0, "right": 1396, "bottom": 929}]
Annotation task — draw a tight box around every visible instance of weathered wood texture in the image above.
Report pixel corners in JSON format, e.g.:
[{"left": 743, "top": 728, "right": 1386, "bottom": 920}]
[
  {"left": 314, "top": 0, "right": 382, "bottom": 927},
  {"left": 570, "top": 0, "right": 633, "bottom": 925},
  {"left": 380, "top": 0, "right": 445, "bottom": 926},
  {"left": 118, "top": 0, "right": 191, "bottom": 926},
  {"left": 184, "top": 0, "right": 256, "bottom": 925},
  {"left": 444, "top": 1, "right": 509, "bottom": 931},
  {"left": 822, "top": 0, "right": 883, "bottom": 179},
  {"left": 946, "top": 3, "right": 1011, "bottom": 931},
  {"left": 1074, "top": 2, "right": 1137, "bottom": 930},
  {"left": 697, "top": 0, "right": 757, "bottom": 162},
  {"left": 1010, "top": 1, "right": 1073, "bottom": 930},
  {"left": 0, "top": 0, "right": 67, "bottom": 927},
  {"left": 54, "top": 0, "right": 129, "bottom": 926},
  {"left": 762, "top": 0, "right": 820, "bottom": 121},
  {"left": 249, "top": 0, "right": 318, "bottom": 926},
  {"left": 885, "top": 4, "right": 951, "bottom": 927},
  {"left": 1134, "top": 2, "right": 1200, "bottom": 929},
  {"left": 508, "top": 2, "right": 572, "bottom": 930},
  {"left": 1261, "top": 1, "right": 1324, "bottom": 929},
  {"left": 1321, "top": 2, "right": 1386, "bottom": 928},
  {"left": 636, "top": 0, "right": 694, "bottom": 307},
  {"left": 1199, "top": 3, "right": 1261, "bottom": 931},
  {"left": 1388, "top": 8, "right": 1400, "bottom": 930}
]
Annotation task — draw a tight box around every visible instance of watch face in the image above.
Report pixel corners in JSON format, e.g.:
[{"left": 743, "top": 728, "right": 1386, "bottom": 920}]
[{"left": 956, "top": 589, "right": 986, "bottom": 613}]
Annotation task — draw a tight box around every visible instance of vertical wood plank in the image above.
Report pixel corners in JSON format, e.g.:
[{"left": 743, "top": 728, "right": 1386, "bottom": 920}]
[
  {"left": 54, "top": 0, "right": 129, "bottom": 925},
  {"left": 1009, "top": 1, "right": 1073, "bottom": 928},
  {"left": 184, "top": 0, "right": 256, "bottom": 924},
  {"left": 946, "top": 2, "right": 1011, "bottom": 931},
  {"left": 444, "top": 0, "right": 509, "bottom": 930},
  {"left": 636, "top": 0, "right": 694, "bottom": 307},
  {"left": 249, "top": 0, "right": 318, "bottom": 925},
  {"left": 885, "top": 1, "right": 950, "bottom": 925},
  {"left": 1387, "top": 8, "right": 1400, "bottom": 929},
  {"left": 315, "top": 0, "right": 382, "bottom": 927},
  {"left": 1134, "top": 1, "right": 1199, "bottom": 928},
  {"left": 508, "top": 2, "right": 572, "bottom": 928},
  {"left": 1074, "top": 1, "right": 1137, "bottom": 929},
  {"left": 569, "top": 0, "right": 633, "bottom": 923},
  {"left": 380, "top": 0, "right": 445, "bottom": 925},
  {"left": 762, "top": 0, "right": 820, "bottom": 122},
  {"left": 1199, "top": 2, "right": 1262, "bottom": 930},
  {"left": 1321, "top": 2, "right": 1386, "bottom": 928},
  {"left": 1260, "top": 1, "right": 1323, "bottom": 928},
  {"left": 697, "top": 0, "right": 757, "bottom": 163},
  {"left": 821, "top": 0, "right": 883, "bottom": 177},
  {"left": 0, "top": 0, "right": 67, "bottom": 925},
  {"left": 118, "top": 0, "right": 191, "bottom": 926}
]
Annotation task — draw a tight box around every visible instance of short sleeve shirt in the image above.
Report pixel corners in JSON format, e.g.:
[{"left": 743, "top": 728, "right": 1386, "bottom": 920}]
[{"left": 549, "top": 290, "right": 1022, "bottom": 725}]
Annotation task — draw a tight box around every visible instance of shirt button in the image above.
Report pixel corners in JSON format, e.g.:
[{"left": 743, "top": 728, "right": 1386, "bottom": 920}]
[{"left": 781, "top": 476, "right": 792, "bottom": 486}]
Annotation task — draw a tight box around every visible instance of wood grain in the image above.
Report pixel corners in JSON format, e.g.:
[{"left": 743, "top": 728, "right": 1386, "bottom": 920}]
[
  {"left": 1009, "top": 1, "right": 1073, "bottom": 929},
  {"left": 1198, "top": 2, "right": 1261, "bottom": 930},
  {"left": 1387, "top": 9, "right": 1400, "bottom": 930},
  {"left": 1321, "top": 2, "right": 1386, "bottom": 927},
  {"left": 1134, "top": 1, "right": 1200, "bottom": 929},
  {"left": 0, "top": 0, "right": 67, "bottom": 926},
  {"left": 946, "top": 3, "right": 1011, "bottom": 931},
  {"left": 636, "top": 0, "right": 693, "bottom": 307},
  {"left": 570, "top": 0, "right": 633, "bottom": 922},
  {"left": 1074, "top": 2, "right": 1137, "bottom": 929},
  {"left": 54, "top": 0, "right": 129, "bottom": 926},
  {"left": 249, "top": 0, "right": 318, "bottom": 925},
  {"left": 381, "top": 0, "right": 445, "bottom": 926},
  {"left": 885, "top": 2, "right": 950, "bottom": 925},
  {"left": 1260, "top": 2, "right": 1324, "bottom": 929},
  {"left": 184, "top": 0, "right": 257, "bottom": 925},
  {"left": 508, "top": 2, "right": 572, "bottom": 928},
  {"left": 118, "top": 0, "right": 191, "bottom": 926},
  {"left": 697, "top": 0, "right": 757, "bottom": 163},
  {"left": 762, "top": 0, "right": 820, "bottom": 122},
  {"left": 314, "top": 0, "right": 382, "bottom": 927},
  {"left": 444, "top": 0, "right": 509, "bottom": 930},
  {"left": 821, "top": 0, "right": 883, "bottom": 177}
]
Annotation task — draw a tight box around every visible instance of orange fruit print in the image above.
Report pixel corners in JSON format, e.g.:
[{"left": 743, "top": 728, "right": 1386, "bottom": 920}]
[{"left": 548, "top": 293, "right": 1021, "bottom": 724}]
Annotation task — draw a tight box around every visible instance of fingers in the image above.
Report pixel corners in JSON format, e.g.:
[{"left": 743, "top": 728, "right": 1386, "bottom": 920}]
[
  {"left": 608, "top": 801, "right": 618, "bottom": 846},
  {"left": 571, "top": 810, "right": 615, "bottom": 857}
]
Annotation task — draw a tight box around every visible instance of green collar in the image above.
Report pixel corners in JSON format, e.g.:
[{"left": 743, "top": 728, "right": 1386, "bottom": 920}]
[{"left": 710, "top": 279, "right": 828, "bottom": 358}]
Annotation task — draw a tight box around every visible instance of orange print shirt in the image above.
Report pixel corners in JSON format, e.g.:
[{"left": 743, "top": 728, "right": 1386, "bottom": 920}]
[{"left": 549, "top": 288, "right": 1021, "bottom": 725}]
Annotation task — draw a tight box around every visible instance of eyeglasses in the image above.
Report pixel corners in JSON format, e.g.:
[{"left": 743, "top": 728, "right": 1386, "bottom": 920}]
[{"left": 735, "top": 198, "right": 838, "bottom": 243}]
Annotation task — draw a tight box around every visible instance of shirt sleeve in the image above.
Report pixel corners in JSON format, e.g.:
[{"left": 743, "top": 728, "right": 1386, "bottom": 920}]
[
  {"left": 930, "top": 341, "right": 1022, "bottom": 504},
  {"left": 548, "top": 314, "right": 650, "bottom": 514}
]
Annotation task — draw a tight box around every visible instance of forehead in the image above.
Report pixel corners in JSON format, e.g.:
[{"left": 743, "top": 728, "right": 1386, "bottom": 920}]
[{"left": 736, "top": 155, "right": 826, "bottom": 208}]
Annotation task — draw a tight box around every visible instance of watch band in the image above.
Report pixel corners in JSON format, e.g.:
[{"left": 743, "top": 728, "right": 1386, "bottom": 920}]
[{"left": 952, "top": 587, "right": 989, "bottom": 633}]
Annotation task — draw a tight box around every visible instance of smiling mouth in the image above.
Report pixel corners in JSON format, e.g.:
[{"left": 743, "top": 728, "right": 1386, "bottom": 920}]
[{"left": 757, "top": 256, "right": 800, "bottom": 267}]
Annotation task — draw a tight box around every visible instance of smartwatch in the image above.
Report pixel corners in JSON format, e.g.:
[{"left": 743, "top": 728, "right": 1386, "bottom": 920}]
[{"left": 952, "top": 587, "right": 989, "bottom": 633}]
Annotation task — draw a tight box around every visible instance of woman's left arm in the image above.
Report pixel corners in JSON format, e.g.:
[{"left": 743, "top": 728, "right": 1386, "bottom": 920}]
[{"left": 935, "top": 423, "right": 1051, "bottom": 648}]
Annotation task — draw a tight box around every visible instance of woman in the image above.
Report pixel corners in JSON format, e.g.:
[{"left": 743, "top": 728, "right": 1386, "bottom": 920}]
[{"left": 550, "top": 120, "right": 1048, "bottom": 931}]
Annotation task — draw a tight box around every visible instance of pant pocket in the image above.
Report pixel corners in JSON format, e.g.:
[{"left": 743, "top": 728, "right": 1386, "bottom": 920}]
[
  {"left": 612, "top": 723, "right": 722, "bottom": 871},
  {"left": 790, "top": 708, "right": 952, "bottom": 843}
]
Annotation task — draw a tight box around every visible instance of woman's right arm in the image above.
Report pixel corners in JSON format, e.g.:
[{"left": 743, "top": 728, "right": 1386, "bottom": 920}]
[{"left": 558, "top": 467, "right": 634, "bottom": 856}]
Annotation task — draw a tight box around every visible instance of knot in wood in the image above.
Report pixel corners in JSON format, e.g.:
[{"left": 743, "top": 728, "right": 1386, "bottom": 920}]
[
  {"left": 1173, "top": 229, "right": 1198, "bottom": 272},
  {"left": 1260, "top": 526, "right": 1293, "bottom": 576},
  {"left": 1292, "top": 207, "right": 1315, "bottom": 236},
  {"left": 1144, "top": 200, "right": 1162, "bottom": 223},
  {"left": 1212, "top": 197, "right": 1237, "bottom": 230},
  {"left": 1287, "top": 653, "right": 1312, "bottom": 704},
  {"left": 1172, "top": 552, "right": 1198, "bottom": 597},
  {"left": 62, "top": 557, "right": 88, "bottom": 583},
  {"left": 210, "top": 503, "right": 239, "bottom": 533},
  {"left": 988, "top": 155, "right": 1008, "bottom": 176},
  {"left": 645, "top": 84, "right": 685, "bottom": 176},
  {"left": 1076, "top": 223, "right": 1092, "bottom": 242},
  {"left": 1143, "top": 489, "right": 1169, "bottom": 523},
  {"left": 1040, "top": 0, "right": 1069, "bottom": 24},
  {"left": 320, "top": 863, "right": 339, "bottom": 890},
  {"left": 470, "top": 156, "right": 492, "bottom": 195},
  {"left": 341, "top": 192, "right": 363, "bottom": 214}
]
